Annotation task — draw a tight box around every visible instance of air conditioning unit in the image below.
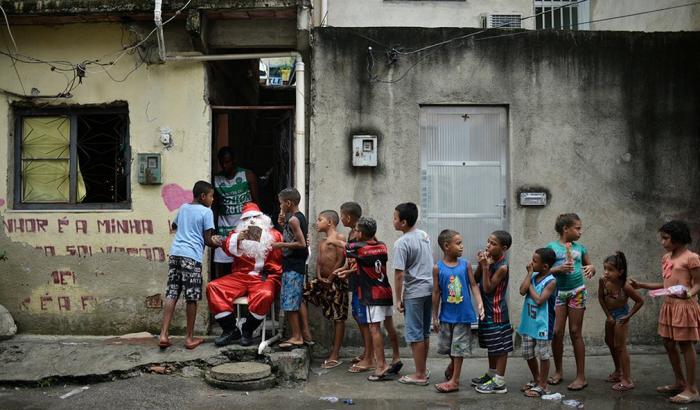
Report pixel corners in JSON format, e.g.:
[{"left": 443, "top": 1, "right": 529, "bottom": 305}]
[{"left": 481, "top": 14, "right": 523, "bottom": 29}]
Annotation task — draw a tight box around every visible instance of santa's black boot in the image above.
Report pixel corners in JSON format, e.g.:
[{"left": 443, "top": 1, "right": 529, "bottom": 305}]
[
  {"left": 240, "top": 314, "right": 263, "bottom": 347},
  {"left": 214, "top": 314, "right": 241, "bottom": 347}
]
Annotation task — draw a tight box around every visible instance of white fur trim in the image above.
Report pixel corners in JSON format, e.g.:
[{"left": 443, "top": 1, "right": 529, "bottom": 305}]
[
  {"left": 214, "top": 311, "right": 232, "bottom": 319},
  {"left": 249, "top": 311, "right": 265, "bottom": 320}
]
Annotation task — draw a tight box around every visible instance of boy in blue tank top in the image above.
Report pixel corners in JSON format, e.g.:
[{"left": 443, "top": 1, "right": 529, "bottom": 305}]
[
  {"left": 432, "top": 230, "right": 484, "bottom": 393},
  {"left": 517, "top": 248, "right": 558, "bottom": 397}
]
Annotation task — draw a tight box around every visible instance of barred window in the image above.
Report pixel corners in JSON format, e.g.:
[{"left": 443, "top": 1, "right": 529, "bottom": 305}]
[{"left": 534, "top": 0, "right": 587, "bottom": 30}]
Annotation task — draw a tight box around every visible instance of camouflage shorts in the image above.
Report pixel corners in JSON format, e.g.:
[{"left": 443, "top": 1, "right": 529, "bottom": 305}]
[{"left": 165, "top": 256, "right": 203, "bottom": 301}]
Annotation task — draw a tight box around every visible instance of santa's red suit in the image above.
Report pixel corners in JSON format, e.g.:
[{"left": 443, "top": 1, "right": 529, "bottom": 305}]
[{"left": 206, "top": 203, "right": 282, "bottom": 320}]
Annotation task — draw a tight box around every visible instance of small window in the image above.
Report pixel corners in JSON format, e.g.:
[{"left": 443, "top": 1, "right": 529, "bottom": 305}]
[
  {"left": 534, "top": 0, "right": 582, "bottom": 30},
  {"left": 14, "top": 106, "right": 131, "bottom": 210}
]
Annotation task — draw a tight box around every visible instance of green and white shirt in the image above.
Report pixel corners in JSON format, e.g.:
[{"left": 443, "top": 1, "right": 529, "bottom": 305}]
[{"left": 214, "top": 168, "right": 251, "bottom": 263}]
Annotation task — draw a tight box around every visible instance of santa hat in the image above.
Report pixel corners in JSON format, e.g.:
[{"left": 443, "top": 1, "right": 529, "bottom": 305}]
[{"left": 240, "top": 202, "right": 263, "bottom": 220}]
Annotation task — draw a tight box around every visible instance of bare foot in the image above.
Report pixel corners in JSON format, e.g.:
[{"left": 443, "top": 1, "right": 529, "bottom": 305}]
[
  {"left": 656, "top": 383, "right": 686, "bottom": 394},
  {"left": 547, "top": 374, "right": 563, "bottom": 385},
  {"left": 605, "top": 372, "right": 621, "bottom": 382},
  {"left": 567, "top": 378, "right": 588, "bottom": 391},
  {"left": 435, "top": 381, "right": 460, "bottom": 393}
]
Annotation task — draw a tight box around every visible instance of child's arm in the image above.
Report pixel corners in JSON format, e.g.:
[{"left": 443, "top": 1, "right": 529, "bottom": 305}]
[
  {"left": 519, "top": 263, "right": 533, "bottom": 296},
  {"left": 467, "top": 263, "right": 484, "bottom": 320},
  {"left": 527, "top": 279, "right": 557, "bottom": 306},
  {"left": 598, "top": 278, "right": 614, "bottom": 322},
  {"left": 474, "top": 256, "right": 483, "bottom": 283},
  {"left": 582, "top": 252, "right": 596, "bottom": 279},
  {"left": 629, "top": 279, "right": 663, "bottom": 290},
  {"left": 203, "top": 228, "right": 220, "bottom": 248},
  {"left": 394, "top": 269, "right": 405, "bottom": 313},
  {"left": 618, "top": 281, "right": 645, "bottom": 323},
  {"left": 687, "top": 266, "right": 700, "bottom": 299},
  {"left": 273, "top": 216, "right": 306, "bottom": 249},
  {"left": 482, "top": 264, "right": 507, "bottom": 294},
  {"left": 431, "top": 265, "right": 441, "bottom": 333}
]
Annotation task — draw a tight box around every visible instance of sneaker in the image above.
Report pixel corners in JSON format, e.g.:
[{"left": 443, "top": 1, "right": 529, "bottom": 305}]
[
  {"left": 214, "top": 327, "right": 241, "bottom": 347},
  {"left": 240, "top": 333, "right": 261, "bottom": 347},
  {"left": 471, "top": 373, "right": 492, "bottom": 386},
  {"left": 475, "top": 378, "right": 508, "bottom": 394}
]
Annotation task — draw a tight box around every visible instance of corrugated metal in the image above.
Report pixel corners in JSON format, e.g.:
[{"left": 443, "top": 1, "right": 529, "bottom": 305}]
[{"left": 420, "top": 106, "right": 507, "bottom": 264}]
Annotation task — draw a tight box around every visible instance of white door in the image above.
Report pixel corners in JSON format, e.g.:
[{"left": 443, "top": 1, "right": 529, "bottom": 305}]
[{"left": 420, "top": 106, "right": 508, "bottom": 264}]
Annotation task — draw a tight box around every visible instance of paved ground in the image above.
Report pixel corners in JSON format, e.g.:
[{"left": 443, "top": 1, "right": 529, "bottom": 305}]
[{"left": 0, "top": 353, "right": 693, "bottom": 409}]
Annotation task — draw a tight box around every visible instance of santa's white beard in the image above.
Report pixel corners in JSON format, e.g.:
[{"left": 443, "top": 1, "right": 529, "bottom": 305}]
[{"left": 235, "top": 215, "right": 274, "bottom": 261}]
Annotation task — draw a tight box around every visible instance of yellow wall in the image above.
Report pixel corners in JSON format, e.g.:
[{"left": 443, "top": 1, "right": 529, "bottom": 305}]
[{"left": 0, "top": 23, "right": 212, "bottom": 334}]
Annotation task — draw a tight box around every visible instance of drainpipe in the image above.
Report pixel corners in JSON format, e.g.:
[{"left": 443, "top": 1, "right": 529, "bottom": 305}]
[
  {"left": 154, "top": 0, "right": 166, "bottom": 61},
  {"left": 321, "top": 0, "right": 328, "bottom": 26}
]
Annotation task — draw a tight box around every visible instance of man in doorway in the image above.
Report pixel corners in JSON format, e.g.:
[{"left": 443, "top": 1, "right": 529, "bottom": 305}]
[{"left": 213, "top": 147, "right": 259, "bottom": 279}]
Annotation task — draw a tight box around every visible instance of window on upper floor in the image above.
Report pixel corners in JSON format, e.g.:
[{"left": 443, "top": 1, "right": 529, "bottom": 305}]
[
  {"left": 13, "top": 105, "right": 131, "bottom": 210},
  {"left": 534, "top": 0, "right": 589, "bottom": 30}
]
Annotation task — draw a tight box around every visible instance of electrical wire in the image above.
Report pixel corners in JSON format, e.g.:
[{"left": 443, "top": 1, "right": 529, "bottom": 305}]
[{"left": 367, "top": 0, "right": 700, "bottom": 84}]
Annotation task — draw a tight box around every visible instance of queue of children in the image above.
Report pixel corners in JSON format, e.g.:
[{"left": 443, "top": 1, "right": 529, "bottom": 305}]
[{"left": 158, "top": 181, "right": 700, "bottom": 404}]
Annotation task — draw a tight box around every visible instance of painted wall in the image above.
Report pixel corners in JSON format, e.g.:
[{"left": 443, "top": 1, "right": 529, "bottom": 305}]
[
  {"left": 590, "top": 0, "right": 700, "bottom": 31},
  {"left": 0, "top": 23, "right": 212, "bottom": 334},
  {"left": 313, "top": 0, "right": 534, "bottom": 29},
  {"left": 309, "top": 27, "right": 700, "bottom": 345}
]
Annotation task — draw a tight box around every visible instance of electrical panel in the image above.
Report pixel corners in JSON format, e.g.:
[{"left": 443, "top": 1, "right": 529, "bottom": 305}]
[
  {"left": 352, "top": 135, "right": 378, "bottom": 167},
  {"left": 138, "top": 153, "right": 162, "bottom": 184}
]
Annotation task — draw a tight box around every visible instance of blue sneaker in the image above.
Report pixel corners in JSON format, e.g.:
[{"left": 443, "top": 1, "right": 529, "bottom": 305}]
[
  {"left": 471, "top": 373, "right": 492, "bottom": 386},
  {"left": 475, "top": 378, "right": 508, "bottom": 394}
]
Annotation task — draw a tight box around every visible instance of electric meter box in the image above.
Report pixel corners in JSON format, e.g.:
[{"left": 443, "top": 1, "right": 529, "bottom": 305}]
[
  {"left": 138, "top": 153, "right": 162, "bottom": 184},
  {"left": 352, "top": 135, "right": 378, "bottom": 167}
]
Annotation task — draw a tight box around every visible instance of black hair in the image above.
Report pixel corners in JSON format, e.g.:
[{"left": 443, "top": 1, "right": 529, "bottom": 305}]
[
  {"left": 356, "top": 217, "right": 377, "bottom": 239},
  {"left": 319, "top": 210, "right": 340, "bottom": 226},
  {"left": 340, "top": 202, "right": 362, "bottom": 219},
  {"left": 604, "top": 251, "right": 628, "bottom": 283},
  {"left": 659, "top": 220, "right": 692, "bottom": 245},
  {"left": 437, "top": 229, "right": 459, "bottom": 250},
  {"left": 491, "top": 230, "right": 512, "bottom": 249},
  {"left": 535, "top": 247, "right": 556, "bottom": 269},
  {"left": 278, "top": 187, "right": 301, "bottom": 205},
  {"left": 217, "top": 146, "right": 235, "bottom": 163},
  {"left": 395, "top": 202, "right": 419, "bottom": 227},
  {"left": 193, "top": 180, "right": 213, "bottom": 198},
  {"left": 555, "top": 213, "right": 581, "bottom": 235}
]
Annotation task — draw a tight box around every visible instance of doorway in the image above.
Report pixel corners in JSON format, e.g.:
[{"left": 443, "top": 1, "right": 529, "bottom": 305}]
[{"left": 419, "top": 106, "right": 508, "bottom": 262}]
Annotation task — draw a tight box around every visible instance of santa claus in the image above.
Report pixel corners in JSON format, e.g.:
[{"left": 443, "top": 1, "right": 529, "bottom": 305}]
[{"left": 207, "top": 202, "right": 283, "bottom": 347}]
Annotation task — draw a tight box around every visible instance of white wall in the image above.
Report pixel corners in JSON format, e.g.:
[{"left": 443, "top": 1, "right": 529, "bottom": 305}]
[{"left": 589, "top": 0, "right": 699, "bottom": 31}]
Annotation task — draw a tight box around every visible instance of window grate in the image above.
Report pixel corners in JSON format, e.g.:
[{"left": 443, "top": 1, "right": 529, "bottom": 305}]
[
  {"left": 534, "top": 0, "right": 580, "bottom": 30},
  {"left": 487, "top": 14, "right": 522, "bottom": 29}
]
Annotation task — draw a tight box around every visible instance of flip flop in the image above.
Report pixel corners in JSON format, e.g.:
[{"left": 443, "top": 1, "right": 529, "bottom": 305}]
[
  {"left": 368, "top": 369, "right": 391, "bottom": 382},
  {"left": 158, "top": 339, "right": 172, "bottom": 349},
  {"left": 656, "top": 385, "right": 684, "bottom": 394},
  {"left": 320, "top": 359, "right": 343, "bottom": 369},
  {"left": 547, "top": 375, "right": 562, "bottom": 385},
  {"left": 351, "top": 356, "right": 363, "bottom": 364},
  {"left": 567, "top": 382, "right": 588, "bottom": 391},
  {"left": 605, "top": 373, "right": 621, "bottom": 383},
  {"left": 398, "top": 375, "right": 429, "bottom": 386},
  {"left": 303, "top": 340, "right": 316, "bottom": 347},
  {"left": 279, "top": 341, "right": 305, "bottom": 350},
  {"left": 348, "top": 364, "right": 374, "bottom": 373},
  {"left": 184, "top": 338, "right": 204, "bottom": 350},
  {"left": 520, "top": 381, "right": 536, "bottom": 392},
  {"left": 435, "top": 382, "right": 459, "bottom": 393},
  {"left": 668, "top": 393, "right": 700, "bottom": 404},
  {"left": 524, "top": 386, "right": 549, "bottom": 398},
  {"left": 612, "top": 383, "right": 634, "bottom": 392},
  {"left": 387, "top": 361, "right": 404, "bottom": 375}
]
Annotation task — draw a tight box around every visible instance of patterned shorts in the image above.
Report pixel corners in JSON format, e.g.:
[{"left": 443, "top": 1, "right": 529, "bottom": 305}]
[
  {"left": 437, "top": 323, "right": 473, "bottom": 357},
  {"left": 165, "top": 256, "right": 202, "bottom": 301},
  {"left": 555, "top": 285, "right": 587, "bottom": 309},
  {"left": 281, "top": 270, "right": 305, "bottom": 311},
  {"left": 303, "top": 277, "right": 349, "bottom": 321},
  {"left": 521, "top": 334, "right": 552, "bottom": 360},
  {"left": 478, "top": 321, "right": 514, "bottom": 355}
]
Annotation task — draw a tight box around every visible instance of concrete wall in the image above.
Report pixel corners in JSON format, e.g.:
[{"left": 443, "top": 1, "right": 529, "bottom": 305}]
[
  {"left": 313, "top": 0, "right": 534, "bottom": 29},
  {"left": 309, "top": 27, "right": 700, "bottom": 345},
  {"left": 590, "top": 0, "right": 700, "bottom": 31},
  {"left": 0, "top": 23, "right": 211, "bottom": 334}
]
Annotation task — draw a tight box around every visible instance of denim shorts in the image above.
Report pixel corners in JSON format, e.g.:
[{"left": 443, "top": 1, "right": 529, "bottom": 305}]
[
  {"left": 351, "top": 292, "right": 369, "bottom": 324},
  {"left": 281, "top": 270, "right": 305, "bottom": 311},
  {"left": 403, "top": 295, "right": 432, "bottom": 343}
]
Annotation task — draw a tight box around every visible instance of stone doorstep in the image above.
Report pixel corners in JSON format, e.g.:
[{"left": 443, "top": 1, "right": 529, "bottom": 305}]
[{"left": 209, "top": 362, "right": 272, "bottom": 382}]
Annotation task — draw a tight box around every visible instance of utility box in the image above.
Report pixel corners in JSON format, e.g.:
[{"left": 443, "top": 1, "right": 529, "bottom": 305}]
[
  {"left": 520, "top": 192, "right": 547, "bottom": 207},
  {"left": 138, "top": 153, "right": 162, "bottom": 184},
  {"left": 352, "top": 135, "right": 377, "bottom": 167}
]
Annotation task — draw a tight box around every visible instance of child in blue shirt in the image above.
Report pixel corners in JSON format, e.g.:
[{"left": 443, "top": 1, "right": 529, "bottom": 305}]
[
  {"left": 432, "top": 230, "right": 483, "bottom": 393},
  {"left": 159, "top": 181, "right": 221, "bottom": 350},
  {"left": 518, "top": 248, "right": 558, "bottom": 397}
]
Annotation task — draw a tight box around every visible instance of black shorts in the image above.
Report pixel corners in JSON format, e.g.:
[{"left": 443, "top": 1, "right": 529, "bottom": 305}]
[{"left": 165, "top": 256, "right": 202, "bottom": 301}]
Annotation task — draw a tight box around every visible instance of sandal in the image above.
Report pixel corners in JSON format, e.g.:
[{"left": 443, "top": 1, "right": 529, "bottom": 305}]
[
  {"left": 184, "top": 338, "right": 204, "bottom": 350},
  {"left": 605, "top": 373, "right": 621, "bottom": 383},
  {"left": 278, "top": 341, "right": 305, "bottom": 350},
  {"left": 567, "top": 382, "right": 588, "bottom": 391},
  {"left": 612, "top": 383, "right": 634, "bottom": 392},
  {"left": 368, "top": 369, "right": 391, "bottom": 382},
  {"left": 387, "top": 361, "right": 403, "bottom": 375},
  {"left": 348, "top": 364, "right": 374, "bottom": 373},
  {"left": 158, "top": 339, "right": 172, "bottom": 349},
  {"left": 351, "top": 356, "right": 363, "bottom": 364},
  {"left": 668, "top": 393, "right": 700, "bottom": 404},
  {"left": 320, "top": 359, "right": 343, "bottom": 369},
  {"left": 520, "top": 381, "right": 536, "bottom": 392},
  {"left": 435, "top": 382, "right": 459, "bottom": 393},
  {"left": 398, "top": 375, "right": 429, "bottom": 386},
  {"left": 524, "top": 386, "right": 548, "bottom": 398},
  {"left": 547, "top": 375, "right": 562, "bottom": 385}
]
